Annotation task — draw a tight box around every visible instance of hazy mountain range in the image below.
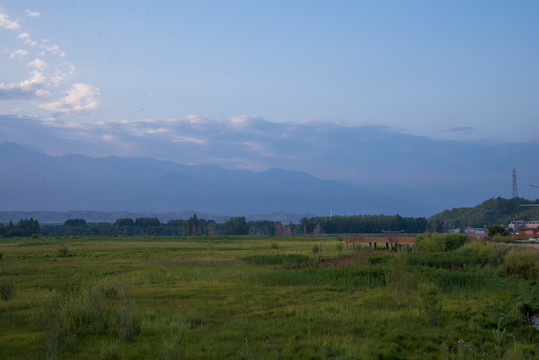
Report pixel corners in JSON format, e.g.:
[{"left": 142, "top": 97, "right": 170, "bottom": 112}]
[{"left": 0, "top": 142, "right": 420, "bottom": 222}]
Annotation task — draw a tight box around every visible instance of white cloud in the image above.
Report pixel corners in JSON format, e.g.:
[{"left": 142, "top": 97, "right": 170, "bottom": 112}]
[
  {"left": 40, "top": 83, "right": 100, "bottom": 115},
  {"left": 50, "top": 64, "right": 75, "bottom": 86},
  {"left": 9, "top": 49, "right": 28, "bottom": 59},
  {"left": 18, "top": 33, "right": 37, "bottom": 47},
  {"left": 27, "top": 58, "right": 47, "bottom": 71},
  {"left": 0, "top": 10, "right": 20, "bottom": 29},
  {"left": 40, "top": 42, "right": 61, "bottom": 55},
  {"left": 228, "top": 115, "right": 252, "bottom": 129},
  {"left": 0, "top": 71, "right": 49, "bottom": 100},
  {"left": 25, "top": 9, "right": 41, "bottom": 17},
  {"left": 184, "top": 114, "right": 209, "bottom": 127},
  {"left": 171, "top": 136, "right": 207, "bottom": 145}
]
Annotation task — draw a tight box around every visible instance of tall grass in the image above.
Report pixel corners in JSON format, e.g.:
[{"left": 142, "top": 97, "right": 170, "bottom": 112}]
[
  {"left": 406, "top": 241, "right": 507, "bottom": 268},
  {"left": 241, "top": 254, "right": 312, "bottom": 266},
  {"left": 251, "top": 266, "right": 386, "bottom": 287},
  {"left": 0, "top": 236, "right": 537, "bottom": 359}
]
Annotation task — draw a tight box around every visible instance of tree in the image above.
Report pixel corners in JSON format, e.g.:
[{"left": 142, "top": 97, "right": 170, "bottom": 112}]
[
  {"left": 64, "top": 219, "right": 87, "bottom": 227},
  {"left": 223, "top": 217, "right": 248, "bottom": 235},
  {"left": 185, "top": 214, "right": 200, "bottom": 236},
  {"left": 115, "top": 218, "right": 135, "bottom": 227},
  {"left": 5, "top": 218, "right": 40, "bottom": 237},
  {"left": 488, "top": 224, "right": 509, "bottom": 237},
  {"left": 134, "top": 217, "right": 160, "bottom": 227}
]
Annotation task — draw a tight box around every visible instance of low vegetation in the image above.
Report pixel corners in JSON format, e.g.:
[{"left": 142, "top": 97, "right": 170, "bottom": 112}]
[{"left": 0, "top": 236, "right": 537, "bottom": 359}]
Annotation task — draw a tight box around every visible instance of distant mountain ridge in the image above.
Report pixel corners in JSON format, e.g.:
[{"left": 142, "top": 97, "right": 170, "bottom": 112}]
[{"left": 0, "top": 142, "right": 423, "bottom": 218}]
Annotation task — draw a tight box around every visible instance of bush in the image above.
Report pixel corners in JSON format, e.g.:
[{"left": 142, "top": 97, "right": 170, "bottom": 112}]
[
  {"left": 35, "top": 289, "right": 104, "bottom": 357},
  {"left": 488, "top": 224, "right": 510, "bottom": 237},
  {"left": 415, "top": 233, "right": 446, "bottom": 252},
  {"left": 385, "top": 255, "right": 417, "bottom": 305},
  {"left": 118, "top": 285, "right": 140, "bottom": 341},
  {"left": 460, "top": 241, "right": 507, "bottom": 265},
  {"left": 57, "top": 244, "right": 68, "bottom": 257},
  {"left": 442, "top": 233, "right": 467, "bottom": 251},
  {"left": 418, "top": 282, "right": 442, "bottom": 325},
  {"left": 505, "top": 248, "right": 539, "bottom": 279},
  {"left": 0, "top": 276, "right": 14, "bottom": 302}
]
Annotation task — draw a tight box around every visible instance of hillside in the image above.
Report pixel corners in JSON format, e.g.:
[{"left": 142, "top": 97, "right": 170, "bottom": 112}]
[{"left": 427, "top": 197, "right": 539, "bottom": 231}]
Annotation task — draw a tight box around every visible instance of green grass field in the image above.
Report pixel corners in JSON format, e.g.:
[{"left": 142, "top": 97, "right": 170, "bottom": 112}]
[{"left": 0, "top": 236, "right": 537, "bottom": 359}]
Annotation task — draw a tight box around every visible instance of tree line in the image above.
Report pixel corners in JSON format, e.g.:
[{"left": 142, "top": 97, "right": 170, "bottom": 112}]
[
  {"left": 41, "top": 215, "right": 262, "bottom": 236},
  {"left": 0, "top": 218, "right": 40, "bottom": 237},
  {"left": 299, "top": 214, "right": 427, "bottom": 234},
  {"left": 2, "top": 213, "right": 429, "bottom": 237}
]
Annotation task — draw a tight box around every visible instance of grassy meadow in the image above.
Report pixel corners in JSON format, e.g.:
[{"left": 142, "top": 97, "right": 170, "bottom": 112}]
[{"left": 0, "top": 236, "right": 537, "bottom": 359}]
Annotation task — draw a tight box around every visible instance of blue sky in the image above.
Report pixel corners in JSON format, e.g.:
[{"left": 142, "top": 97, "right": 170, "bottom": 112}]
[{"left": 1, "top": 1, "right": 539, "bottom": 210}]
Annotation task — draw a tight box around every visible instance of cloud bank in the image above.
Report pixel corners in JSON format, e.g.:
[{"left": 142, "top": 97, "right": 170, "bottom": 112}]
[{"left": 0, "top": 7, "right": 98, "bottom": 116}]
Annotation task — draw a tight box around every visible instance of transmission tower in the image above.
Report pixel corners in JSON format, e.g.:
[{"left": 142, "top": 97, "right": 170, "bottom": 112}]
[{"left": 512, "top": 168, "right": 518, "bottom": 198}]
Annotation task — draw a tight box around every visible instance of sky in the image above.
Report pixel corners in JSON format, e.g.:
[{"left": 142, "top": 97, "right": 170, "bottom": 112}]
[{"left": 1, "top": 1, "right": 539, "bottom": 211}]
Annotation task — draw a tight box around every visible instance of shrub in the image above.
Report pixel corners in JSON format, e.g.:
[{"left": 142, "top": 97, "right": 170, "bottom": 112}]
[
  {"left": 385, "top": 255, "right": 417, "bottom": 305},
  {"left": 118, "top": 284, "right": 141, "bottom": 341},
  {"left": 270, "top": 242, "right": 279, "bottom": 249},
  {"left": 35, "top": 289, "right": 104, "bottom": 357},
  {"left": 460, "top": 241, "right": 507, "bottom": 266},
  {"left": 0, "top": 276, "right": 14, "bottom": 302},
  {"left": 488, "top": 224, "right": 509, "bottom": 237},
  {"left": 505, "top": 248, "right": 539, "bottom": 279},
  {"left": 159, "top": 322, "right": 188, "bottom": 360},
  {"left": 476, "top": 242, "right": 507, "bottom": 265},
  {"left": 57, "top": 244, "right": 68, "bottom": 258},
  {"left": 415, "top": 233, "right": 446, "bottom": 252},
  {"left": 418, "top": 282, "right": 442, "bottom": 325},
  {"left": 443, "top": 233, "right": 467, "bottom": 251},
  {"left": 312, "top": 244, "right": 320, "bottom": 255}
]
